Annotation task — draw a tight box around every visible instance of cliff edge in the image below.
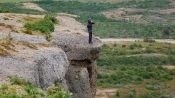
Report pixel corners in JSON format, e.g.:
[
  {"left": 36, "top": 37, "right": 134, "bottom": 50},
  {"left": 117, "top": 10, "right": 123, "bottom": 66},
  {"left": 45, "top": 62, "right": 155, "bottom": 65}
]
[{"left": 0, "top": 13, "right": 102, "bottom": 98}]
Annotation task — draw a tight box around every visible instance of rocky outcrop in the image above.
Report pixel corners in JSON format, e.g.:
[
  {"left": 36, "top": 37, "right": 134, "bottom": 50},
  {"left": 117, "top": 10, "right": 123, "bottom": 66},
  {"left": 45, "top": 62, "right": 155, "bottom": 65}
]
[
  {"left": 53, "top": 32, "right": 102, "bottom": 98},
  {"left": 0, "top": 13, "right": 102, "bottom": 98},
  {"left": 0, "top": 47, "right": 69, "bottom": 89}
]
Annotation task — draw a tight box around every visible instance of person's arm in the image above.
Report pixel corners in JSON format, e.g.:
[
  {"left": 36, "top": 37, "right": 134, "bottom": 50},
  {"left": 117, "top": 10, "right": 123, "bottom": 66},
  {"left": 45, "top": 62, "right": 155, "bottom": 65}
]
[{"left": 91, "top": 20, "right": 95, "bottom": 24}]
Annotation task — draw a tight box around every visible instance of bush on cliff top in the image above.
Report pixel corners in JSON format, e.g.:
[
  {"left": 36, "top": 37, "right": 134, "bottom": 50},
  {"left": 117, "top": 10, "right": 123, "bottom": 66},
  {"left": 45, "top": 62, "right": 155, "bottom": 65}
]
[{"left": 24, "top": 15, "right": 58, "bottom": 33}]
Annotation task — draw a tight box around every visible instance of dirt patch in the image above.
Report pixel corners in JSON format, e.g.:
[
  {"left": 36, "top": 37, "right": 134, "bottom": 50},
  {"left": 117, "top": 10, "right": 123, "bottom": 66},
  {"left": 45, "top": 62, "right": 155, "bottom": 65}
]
[
  {"left": 55, "top": 15, "right": 88, "bottom": 36},
  {"left": 101, "top": 38, "right": 175, "bottom": 44},
  {"left": 57, "top": 13, "right": 79, "bottom": 18},
  {"left": 159, "top": 9, "right": 175, "bottom": 15},
  {"left": 102, "top": 8, "right": 150, "bottom": 23},
  {"left": 96, "top": 88, "right": 117, "bottom": 98},
  {"left": 146, "top": 15, "right": 167, "bottom": 22},
  {"left": 21, "top": 3, "right": 45, "bottom": 11},
  {"left": 102, "top": 8, "right": 172, "bottom": 23},
  {"left": 163, "top": 65, "right": 175, "bottom": 69}
]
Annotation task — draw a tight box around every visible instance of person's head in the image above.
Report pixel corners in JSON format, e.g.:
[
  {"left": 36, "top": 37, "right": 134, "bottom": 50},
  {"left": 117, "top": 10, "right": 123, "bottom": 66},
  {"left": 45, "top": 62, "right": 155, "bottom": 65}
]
[
  {"left": 88, "top": 17, "right": 93, "bottom": 23},
  {"left": 88, "top": 19, "right": 91, "bottom": 23}
]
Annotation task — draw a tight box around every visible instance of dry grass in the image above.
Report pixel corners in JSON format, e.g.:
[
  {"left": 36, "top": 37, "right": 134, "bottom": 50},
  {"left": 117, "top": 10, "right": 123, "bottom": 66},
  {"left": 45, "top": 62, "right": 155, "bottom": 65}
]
[
  {"left": 0, "top": 38, "right": 14, "bottom": 56},
  {"left": 21, "top": 3, "right": 45, "bottom": 11},
  {"left": 20, "top": 29, "right": 34, "bottom": 35},
  {"left": 0, "top": 23, "right": 13, "bottom": 29},
  {"left": 23, "top": 16, "right": 41, "bottom": 23},
  {"left": 16, "top": 41, "right": 38, "bottom": 50}
]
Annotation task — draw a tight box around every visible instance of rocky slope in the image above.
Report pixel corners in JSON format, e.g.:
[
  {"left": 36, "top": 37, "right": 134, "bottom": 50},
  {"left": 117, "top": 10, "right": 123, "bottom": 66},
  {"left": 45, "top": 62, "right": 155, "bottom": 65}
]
[{"left": 0, "top": 13, "right": 102, "bottom": 98}]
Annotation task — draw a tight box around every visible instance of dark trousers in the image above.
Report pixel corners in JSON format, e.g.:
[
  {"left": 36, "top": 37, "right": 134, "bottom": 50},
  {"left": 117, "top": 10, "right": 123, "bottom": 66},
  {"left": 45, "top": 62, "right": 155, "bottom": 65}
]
[{"left": 89, "top": 31, "right": 92, "bottom": 44}]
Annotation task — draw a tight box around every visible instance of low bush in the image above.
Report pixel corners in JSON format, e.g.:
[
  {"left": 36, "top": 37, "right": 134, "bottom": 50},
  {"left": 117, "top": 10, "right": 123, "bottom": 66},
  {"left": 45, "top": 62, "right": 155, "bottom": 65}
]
[
  {"left": 44, "top": 15, "right": 58, "bottom": 24},
  {"left": 24, "top": 15, "right": 58, "bottom": 34},
  {"left": 97, "top": 43, "right": 175, "bottom": 88},
  {"left": 24, "top": 18, "right": 54, "bottom": 33},
  {"left": 125, "top": 89, "right": 136, "bottom": 98},
  {"left": 0, "top": 76, "right": 71, "bottom": 98}
]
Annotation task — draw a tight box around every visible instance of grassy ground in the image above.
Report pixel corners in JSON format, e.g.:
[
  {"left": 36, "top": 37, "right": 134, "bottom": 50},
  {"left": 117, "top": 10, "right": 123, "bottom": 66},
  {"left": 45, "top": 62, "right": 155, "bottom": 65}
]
[
  {"left": 0, "top": 76, "right": 71, "bottom": 98},
  {"left": 0, "top": 0, "right": 142, "bottom": 3},
  {"left": 97, "top": 42, "right": 175, "bottom": 97},
  {"left": 0, "top": 0, "right": 38, "bottom": 3},
  {"left": 0, "top": 3, "right": 43, "bottom": 14}
]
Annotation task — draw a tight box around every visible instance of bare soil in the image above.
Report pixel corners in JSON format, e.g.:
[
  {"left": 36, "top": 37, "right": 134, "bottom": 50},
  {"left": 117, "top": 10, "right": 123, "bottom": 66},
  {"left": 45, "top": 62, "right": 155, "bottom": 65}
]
[
  {"left": 101, "top": 38, "right": 175, "bottom": 44},
  {"left": 96, "top": 88, "right": 117, "bottom": 98},
  {"left": 21, "top": 3, "right": 45, "bottom": 11},
  {"left": 55, "top": 15, "right": 88, "bottom": 36},
  {"left": 163, "top": 65, "right": 175, "bottom": 69},
  {"left": 102, "top": 8, "right": 175, "bottom": 23},
  {"left": 159, "top": 9, "right": 175, "bottom": 15},
  {"left": 102, "top": 8, "right": 147, "bottom": 23}
]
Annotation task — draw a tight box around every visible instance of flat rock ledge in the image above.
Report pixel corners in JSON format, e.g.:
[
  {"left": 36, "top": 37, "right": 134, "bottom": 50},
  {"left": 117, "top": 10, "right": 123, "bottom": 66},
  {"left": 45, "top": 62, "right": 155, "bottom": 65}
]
[{"left": 53, "top": 32, "right": 103, "bottom": 98}]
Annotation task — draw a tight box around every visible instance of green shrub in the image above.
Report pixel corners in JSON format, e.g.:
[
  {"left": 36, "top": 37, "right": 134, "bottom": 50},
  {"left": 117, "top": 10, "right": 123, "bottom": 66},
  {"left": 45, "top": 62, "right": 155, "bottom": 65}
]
[
  {"left": 47, "top": 84, "right": 71, "bottom": 98},
  {"left": 139, "top": 91, "right": 161, "bottom": 98},
  {"left": 24, "top": 19, "right": 54, "bottom": 33},
  {"left": 125, "top": 90, "right": 136, "bottom": 98},
  {"left": 97, "top": 43, "right": 175, "bottom": 88},
  {"left": 139, "top": 72, "right": 152, "bottom": 79},
  {"left": 9, "top": 76, "right": 26, "bottom": 85},
  {"left": 129, "top": 43, "right": 142, "bottom": 50},
  {"left": 0, "top": 76, "right": 71, "bottom": 98},
  {"left": 113, "top": 90, "right": 120, "bottom": 98},
  {"left": 24, "top": 15, "right": 58, "bottom": 34},
  {"left": 44, "top": 15, "right": 58, "bottom": 24}
]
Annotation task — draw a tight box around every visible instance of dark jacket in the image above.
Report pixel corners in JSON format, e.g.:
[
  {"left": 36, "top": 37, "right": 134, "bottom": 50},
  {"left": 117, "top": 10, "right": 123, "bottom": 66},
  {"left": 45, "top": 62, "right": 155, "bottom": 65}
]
[{"left": 87, "top": 19, "right": 95, "bottom": 32}]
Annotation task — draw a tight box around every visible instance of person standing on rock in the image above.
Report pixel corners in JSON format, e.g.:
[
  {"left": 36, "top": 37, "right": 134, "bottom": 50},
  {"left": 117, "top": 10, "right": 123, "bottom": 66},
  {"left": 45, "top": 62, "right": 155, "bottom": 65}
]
[{"left": 87, "top": 18, "right": 95, "bottom": 44}]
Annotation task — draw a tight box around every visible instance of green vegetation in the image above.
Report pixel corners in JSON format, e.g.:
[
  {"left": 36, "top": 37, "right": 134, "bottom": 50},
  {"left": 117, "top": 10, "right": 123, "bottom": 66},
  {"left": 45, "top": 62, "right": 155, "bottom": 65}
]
[
  {"left": 0, "top": 0, "right": 37, "bottom": 3},
  {"left": 24, "top": 18, "right": 53, "bottom": 33},
  {"left": 0, "top": 0, "right": 175, "bottom": 38},
  {"left": 24, "top": 15, "right": 57, "bottom": 33},
  {"left": 35, "top": 0, "right": 175, "bottom": 38},
  {"left": 0, "top": 3, "right": 43, "bottom": 14},
  {"left": 97, "top": 42, "right": 175, "bottom": 97},
  {"left": 23, "top": 15, "right": 58, "bottom": 41},
  {"left": 0, "top": 76, "right": 71, "bottom": 98}
]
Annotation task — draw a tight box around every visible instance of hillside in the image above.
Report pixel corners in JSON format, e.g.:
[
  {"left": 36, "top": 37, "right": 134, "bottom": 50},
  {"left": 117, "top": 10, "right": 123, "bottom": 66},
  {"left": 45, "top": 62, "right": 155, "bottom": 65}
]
[{"left": 1, "top": 0, "right": 175, "bottom": 38}]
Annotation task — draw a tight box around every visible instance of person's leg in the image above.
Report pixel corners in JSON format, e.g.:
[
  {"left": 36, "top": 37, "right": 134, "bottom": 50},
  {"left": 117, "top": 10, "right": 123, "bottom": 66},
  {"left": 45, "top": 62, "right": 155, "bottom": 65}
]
[{"left": 89, "top": 31, "right": 92, "bottom": 44}]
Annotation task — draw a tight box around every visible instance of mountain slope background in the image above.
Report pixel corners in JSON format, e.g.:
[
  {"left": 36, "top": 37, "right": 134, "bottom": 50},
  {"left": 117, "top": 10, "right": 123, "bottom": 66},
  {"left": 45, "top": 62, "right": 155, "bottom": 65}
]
[{"left": 1, "top": 0, "right": 175, "bottom": 38}]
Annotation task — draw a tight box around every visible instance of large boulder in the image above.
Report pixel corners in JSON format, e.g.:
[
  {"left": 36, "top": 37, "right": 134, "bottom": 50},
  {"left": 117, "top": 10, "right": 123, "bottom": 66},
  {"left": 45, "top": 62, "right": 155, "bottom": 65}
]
[
  {"left": 53, "top": 32, "right": 102, "bottom": 60},
  {"left": 0, "top": 47, "right": 69, "bottom": 89},
  {"left": 53, "top": 32, "right": 102, "bottom": 98}
]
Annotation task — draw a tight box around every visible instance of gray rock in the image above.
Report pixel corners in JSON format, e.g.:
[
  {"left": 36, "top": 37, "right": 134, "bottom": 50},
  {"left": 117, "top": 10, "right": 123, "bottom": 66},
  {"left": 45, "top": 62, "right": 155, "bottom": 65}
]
[
  {"left": 53, "top": 32, "right": 102, "bottom": 60},
  {"left": 0, "top": 47, "right": 69, "bottom": 89},
  {"left": 11, "top": 32, "right": 47, "bottom": 44},
  {"left": 53, "top": 32, "right": 102, "bottom": 98},
  {"left": 0, "top": 31, "right": 47, "bottom": 44},
  {"left": 66, "top": 66, "right": 92, "bottom": 98}
]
